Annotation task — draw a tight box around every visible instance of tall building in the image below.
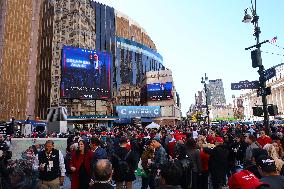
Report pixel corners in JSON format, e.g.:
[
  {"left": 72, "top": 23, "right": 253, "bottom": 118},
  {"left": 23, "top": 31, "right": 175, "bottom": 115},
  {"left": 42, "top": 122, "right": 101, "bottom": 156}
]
[
  {"left": 207, "top": 79, "right": 226, "bottom": 107},
  {"left": 0, "top": 0, "right": 167, "bottom": 120},
  {"left": 144, "top": 69, "right": 182, "bottom": 125},
  {"left": 0, "top": 0, "right": 42, "bottom": 120},
  {"left": 36, "top": 0, "right": 97, "bottom": 119}
]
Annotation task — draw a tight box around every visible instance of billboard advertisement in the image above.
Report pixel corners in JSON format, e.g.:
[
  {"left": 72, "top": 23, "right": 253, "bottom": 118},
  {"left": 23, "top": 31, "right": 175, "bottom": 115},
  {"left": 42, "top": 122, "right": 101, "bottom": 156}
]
[
  {"left": 147, "top": 82, "right": 173, "bottom": 101},
  {"left": 116, "top": 106, "right": 161, "bottom": 118},
  {"left": 61, "top": 46, "right": 112, "bottom": 99}
]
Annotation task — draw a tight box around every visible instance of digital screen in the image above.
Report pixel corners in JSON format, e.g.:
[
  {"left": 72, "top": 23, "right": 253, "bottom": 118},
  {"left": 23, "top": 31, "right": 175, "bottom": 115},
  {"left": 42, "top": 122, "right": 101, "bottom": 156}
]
[
  {"left": 147, "top": 82, "right": 173, "bottom": 101},
  {"left": 60, "top": 46, "right": 112, "bottom": 99}
]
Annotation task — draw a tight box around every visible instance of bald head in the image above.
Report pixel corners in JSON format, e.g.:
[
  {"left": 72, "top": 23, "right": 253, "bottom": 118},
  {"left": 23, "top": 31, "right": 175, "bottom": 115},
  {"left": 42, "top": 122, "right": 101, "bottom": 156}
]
[{"left": 94, "top": 159, "right": 112, "bottom": 181}]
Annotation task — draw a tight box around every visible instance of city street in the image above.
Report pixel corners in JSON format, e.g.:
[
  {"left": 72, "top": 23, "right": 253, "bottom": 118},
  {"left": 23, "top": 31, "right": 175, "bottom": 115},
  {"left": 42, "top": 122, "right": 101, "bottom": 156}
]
[{"left": 1, "top": 0, "right": 284, "bottom": 189}]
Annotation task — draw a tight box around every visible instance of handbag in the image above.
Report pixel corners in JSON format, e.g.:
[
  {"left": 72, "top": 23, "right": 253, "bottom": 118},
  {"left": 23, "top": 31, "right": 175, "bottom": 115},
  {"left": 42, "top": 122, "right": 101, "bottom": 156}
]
[{"left": 136, "top": 158, "right": 148, "bottom": 177}]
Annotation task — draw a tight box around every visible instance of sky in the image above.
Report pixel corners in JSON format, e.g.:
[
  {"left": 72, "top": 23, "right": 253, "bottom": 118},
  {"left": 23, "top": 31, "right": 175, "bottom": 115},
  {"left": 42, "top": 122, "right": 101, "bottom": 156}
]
[{"left": 96, "top": 0, "right": 284, "bottom": 115}]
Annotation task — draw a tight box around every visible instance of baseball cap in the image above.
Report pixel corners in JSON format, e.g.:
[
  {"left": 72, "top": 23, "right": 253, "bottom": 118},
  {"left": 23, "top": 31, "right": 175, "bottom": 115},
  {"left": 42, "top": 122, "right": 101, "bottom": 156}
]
[
  {"left": 252, "top": 148, "right": 268, "bottom": 160},
  {"left": 228, "top": 170, "right": 269, "bottom": 189},
  {"left": 255, "top": 155, "right": 277, "bottom": 173},
  {"left": 215, "top": 137, "right": 224, "bottom": 143}
]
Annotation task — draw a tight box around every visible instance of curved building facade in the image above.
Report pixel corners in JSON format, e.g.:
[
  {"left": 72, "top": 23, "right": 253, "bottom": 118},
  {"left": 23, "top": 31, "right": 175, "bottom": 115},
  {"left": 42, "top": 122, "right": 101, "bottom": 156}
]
[{"left": 33, "top": 0, "right": 164, "bottom": 119}]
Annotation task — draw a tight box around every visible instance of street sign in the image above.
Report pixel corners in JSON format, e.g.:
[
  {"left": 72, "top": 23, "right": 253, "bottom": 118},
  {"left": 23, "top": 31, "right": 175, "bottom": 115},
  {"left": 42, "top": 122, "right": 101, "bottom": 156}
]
[
  {"left": 231, "top": 80, "right": 260, "bottom": 90},
  {"left": 264, "top": 67, "right": 276, "bottom": 81},
  {"left": 0, "top": 121, "right": 7, "bottom": 135},
  {"left": 257, "top": 87, "right": 271, "bottom": 97}
]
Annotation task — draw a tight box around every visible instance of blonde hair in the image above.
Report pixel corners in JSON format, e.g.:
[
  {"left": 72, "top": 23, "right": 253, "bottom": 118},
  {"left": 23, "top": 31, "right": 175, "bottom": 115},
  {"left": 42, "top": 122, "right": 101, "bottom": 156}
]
[{"left": 263, "top": 143, "right": 284, "bottom": 172}]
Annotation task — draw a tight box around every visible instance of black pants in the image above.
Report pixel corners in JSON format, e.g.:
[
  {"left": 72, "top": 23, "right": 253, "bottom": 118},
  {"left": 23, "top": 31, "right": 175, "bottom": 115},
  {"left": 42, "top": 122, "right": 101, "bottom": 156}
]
[
  {"left": 211, "top": 174, "right": 226, "bottom": 189},
  {"left": 200, "top": 172, "right": 209, "bottom": 189},
  {"left": 191, "top": 172, "right": 199, "bottom": 189},
  {"left": 141, "top": 175, "right": 155, "bottom": 189}
]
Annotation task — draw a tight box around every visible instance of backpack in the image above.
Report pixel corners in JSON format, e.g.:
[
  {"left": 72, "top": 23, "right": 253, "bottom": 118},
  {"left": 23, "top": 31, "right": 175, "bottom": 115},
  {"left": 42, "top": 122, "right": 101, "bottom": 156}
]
[
  {"left": 175, "top": 157, "right": 193, "bottom": 189},
  {"left": 113, "top": 150, "right": 132, "bottom": 179}
]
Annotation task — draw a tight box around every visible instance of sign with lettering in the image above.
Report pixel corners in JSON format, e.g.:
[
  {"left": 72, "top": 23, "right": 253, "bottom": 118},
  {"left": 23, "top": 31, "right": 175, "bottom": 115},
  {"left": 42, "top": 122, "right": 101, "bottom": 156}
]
[
  {"left": 116, "top": 106, "right": 161, "bottom": 118},
  {"left": 231, "top": 80, "right": 260, "bottom": 90},
  {"left": 264, "top": 67, "right": 276, "bottom": 81},
  {"left": 0, "top": 121, "right": 7, "bottom": 135}
]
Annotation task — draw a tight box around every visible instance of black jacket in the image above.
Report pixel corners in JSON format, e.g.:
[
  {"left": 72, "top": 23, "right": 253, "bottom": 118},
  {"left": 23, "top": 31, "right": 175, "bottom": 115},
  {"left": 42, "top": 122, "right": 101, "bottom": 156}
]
[
  {"left": 111, "top": 146, "right": 138, "bottom": 182},
  {"left": 204, "top": 144, "right": 229, "bottom": 176},
  {"left": 89, "top": 182, "right": 113, "bottom": 189}
]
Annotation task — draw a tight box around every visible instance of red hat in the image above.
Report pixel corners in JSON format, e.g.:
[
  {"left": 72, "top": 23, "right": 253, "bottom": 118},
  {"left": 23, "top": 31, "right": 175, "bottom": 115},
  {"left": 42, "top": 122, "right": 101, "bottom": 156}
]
[
  {"left": 215, "top": 137, "right": 224, "bottom": 143},
  {"left": 228, "top": 170, "right": 269, "bottom": 189},
  {"left": 175, "top": 135, "right": 183, "bottom": 141}
]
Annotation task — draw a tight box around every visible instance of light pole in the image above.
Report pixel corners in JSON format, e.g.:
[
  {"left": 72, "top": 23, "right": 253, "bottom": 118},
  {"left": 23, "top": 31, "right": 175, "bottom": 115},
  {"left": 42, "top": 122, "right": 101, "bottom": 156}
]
[
  {"left": 242, "top": 0, "right": 270, "bottom": 135},
  {"left": 201, "top": 73, "right": 210, "bottom": 126}
]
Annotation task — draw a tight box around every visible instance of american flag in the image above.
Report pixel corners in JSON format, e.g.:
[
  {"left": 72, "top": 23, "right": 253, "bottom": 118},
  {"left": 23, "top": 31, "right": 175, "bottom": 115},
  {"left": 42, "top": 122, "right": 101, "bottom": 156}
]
[{"left": 270, "top": 36, "right": 278, "bottom": 43}]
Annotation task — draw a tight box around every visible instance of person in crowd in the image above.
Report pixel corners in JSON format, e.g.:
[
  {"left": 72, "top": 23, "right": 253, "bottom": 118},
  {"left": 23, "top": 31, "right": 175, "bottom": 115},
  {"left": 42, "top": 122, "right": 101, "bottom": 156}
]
[
  {"left": 175, "top": 142, "right": 193, "bottom": 189},
  {"left": 89, "top": 159, "right": 114, "bottom": 189},
  {"left": 90, "top": 137, "right": 107, "bottom": 163},
  {"left": 245, "top": 148, "right": 269, "bottom": 179},
  {"left": 141, "top": 140, "right": 156, "bottom": 189},
  {"left": 70, "top": 140, "right": 93, "bottom": 189},
  {"left": 232, "top": 135, "right": 247, "bottom": 165},
  {"left": 0, "top": 134, "right": 12, "bottom": 189},
  {"left": 111, "top": 137, "right": 138, "bottom": 189},
  {"left": 263, "top": 143, "right": 284, "bottom": 173},
  {"left": 228, "top": 170, "right": 269, "bottom": 189},
  {"left": 151, "top": 138, "right": 168, "bottom": 167},
  {"left": 206, "top": 131, "right": 216, "bottom": 144},
  {"left": 198, "top": 136, "right": 210, "bottom": 189},
  {"left": 33, "top": 140, "right": 66, "bottom": 189},
  {"left": 257, "top": 131, "right": 272, "bottom": 148},
  {"left": 256, "top": 155, "right": 284, "bottom": 188},
  {"left": 272, "top": 140, "right": 284, "bottom": 159},
  {"left": 64, "top": 143, "right": 76, "bottom": 179},
  {"left": 245, "top": 134, "right": 260, "bottom": 161},
  {"left": 4, "top": 135, "right": 11, "bottom": 148},
  {"left": 186, "top": 138, "right": 202, "bottom": 189},
  {"left": 204, "top": 136, "right": 229, "bottom": 189},
  {"left": 149, "top": 138, "right": 168, "bottom": 188},
  {"left": 159, "top": 161, "right": 183, "bottom": 189}
]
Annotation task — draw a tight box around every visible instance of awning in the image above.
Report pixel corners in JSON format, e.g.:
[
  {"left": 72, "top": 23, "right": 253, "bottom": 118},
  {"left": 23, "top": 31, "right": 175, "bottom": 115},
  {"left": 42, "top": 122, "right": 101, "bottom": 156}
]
[
  {"left": 141, "top": 118, "right": 153, "bottom": 123},
  {"left": 114, "top": 118, "right": 131, "bottom": 124}
]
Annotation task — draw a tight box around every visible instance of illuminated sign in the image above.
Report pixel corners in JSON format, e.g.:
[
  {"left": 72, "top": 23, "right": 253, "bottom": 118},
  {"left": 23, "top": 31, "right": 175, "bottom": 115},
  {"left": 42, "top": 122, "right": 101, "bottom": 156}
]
[{"left": 116, "top": 106, "right": 161, "bottom": 118}]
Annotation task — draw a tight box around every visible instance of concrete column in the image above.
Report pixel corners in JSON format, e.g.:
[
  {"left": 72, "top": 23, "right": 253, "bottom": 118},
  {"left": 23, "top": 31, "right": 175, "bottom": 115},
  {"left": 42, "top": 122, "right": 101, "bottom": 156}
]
[{"left": 280, "top": 88, "right": 284, "bottom": 114}]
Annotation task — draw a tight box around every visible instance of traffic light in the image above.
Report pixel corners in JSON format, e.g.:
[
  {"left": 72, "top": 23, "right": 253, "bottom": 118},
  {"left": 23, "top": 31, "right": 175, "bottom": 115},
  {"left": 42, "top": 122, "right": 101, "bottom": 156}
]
[
  {"left": 268, "top": 105, "right": 278, "bottom": 116},
  {"left": 252, "top": 107, "right": 263, "bottom": 116},
  {"left": 251, "top": 49, "right": 262, "bottom": 68}
]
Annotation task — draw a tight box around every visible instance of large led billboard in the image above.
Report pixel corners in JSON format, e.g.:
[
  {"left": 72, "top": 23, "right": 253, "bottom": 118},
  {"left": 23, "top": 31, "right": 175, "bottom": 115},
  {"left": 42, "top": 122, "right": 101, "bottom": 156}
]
[
  {"left": 147, "top": 82, "right": 173, "bottom": 101},
  {"left": 60, "top": 46, "right": 112, "bottom": 99}
]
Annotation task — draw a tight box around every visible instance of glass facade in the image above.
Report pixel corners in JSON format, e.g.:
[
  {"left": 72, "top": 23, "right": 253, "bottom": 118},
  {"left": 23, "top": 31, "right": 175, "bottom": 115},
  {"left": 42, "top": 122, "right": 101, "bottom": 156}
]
[
  {"left": 115, "top": 37, "right": 164, "bottom": 90},
  {"left": 91, "top": 2, "right": 115, "bottom": 53}
]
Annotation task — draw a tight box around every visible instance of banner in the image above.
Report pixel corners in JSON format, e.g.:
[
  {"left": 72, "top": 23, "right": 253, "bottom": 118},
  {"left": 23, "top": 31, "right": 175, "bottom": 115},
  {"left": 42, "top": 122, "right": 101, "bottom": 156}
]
[{"left": 116, "top": 106, "right": 161, "bottom": 118}]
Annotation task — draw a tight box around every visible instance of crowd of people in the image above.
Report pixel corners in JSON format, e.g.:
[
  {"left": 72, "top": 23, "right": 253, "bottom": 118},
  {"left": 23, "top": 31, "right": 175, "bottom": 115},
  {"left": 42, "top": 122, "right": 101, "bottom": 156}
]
[{"left": 1, "top": 122, "right": 284, "bottom": 189}]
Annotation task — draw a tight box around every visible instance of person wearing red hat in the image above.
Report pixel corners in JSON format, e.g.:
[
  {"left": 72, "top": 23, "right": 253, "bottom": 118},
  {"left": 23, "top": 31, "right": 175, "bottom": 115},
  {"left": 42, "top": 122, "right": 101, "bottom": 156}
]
[
  {"left": 257, "top": 131, "right": 272, "bottom": 148},
  {"left": 228, "top": 170, "right": 269, "bottom": 189},
  {"left": 204, "top": 136, "right": 229, "bottom": 189}
]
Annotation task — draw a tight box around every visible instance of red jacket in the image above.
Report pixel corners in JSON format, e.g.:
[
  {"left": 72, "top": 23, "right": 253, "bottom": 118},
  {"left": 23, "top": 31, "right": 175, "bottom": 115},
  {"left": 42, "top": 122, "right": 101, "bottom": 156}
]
[
  {"left": 200, "top": 150, "right": 209, "bottom": 172},
  {"left": 168, "top": 141, "right": 176, "bottom": 158},
  {"left": 257, "top": 136, "right": 272, "bottom": 148},
  {"left": 70, "top": 150, "right": 93, "bottom": 189}
]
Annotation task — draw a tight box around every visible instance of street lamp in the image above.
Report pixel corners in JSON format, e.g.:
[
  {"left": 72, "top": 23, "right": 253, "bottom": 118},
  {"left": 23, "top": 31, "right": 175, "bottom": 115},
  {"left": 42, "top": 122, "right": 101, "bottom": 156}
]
[
  {"left": 242, "top": 0, "right": 270, "bottom": 135},
  {"left": 201, "top": 73, "right": 210, "bottom": 126}
]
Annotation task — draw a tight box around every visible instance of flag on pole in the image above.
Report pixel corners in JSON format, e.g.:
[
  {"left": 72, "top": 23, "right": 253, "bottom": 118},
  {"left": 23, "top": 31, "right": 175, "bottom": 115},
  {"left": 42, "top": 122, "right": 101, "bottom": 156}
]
[{"left": 270, "top": 36, "right": 278, "bottom": 43}]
